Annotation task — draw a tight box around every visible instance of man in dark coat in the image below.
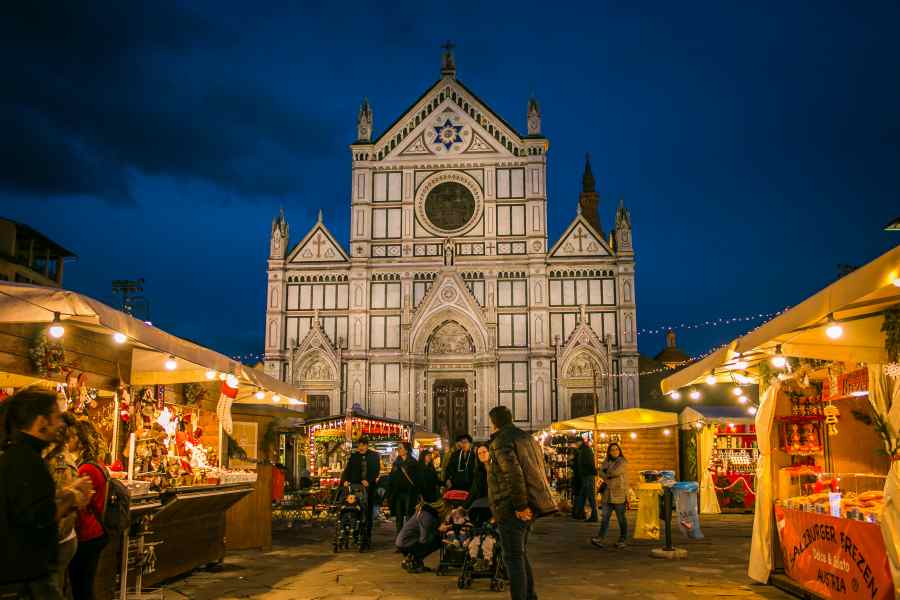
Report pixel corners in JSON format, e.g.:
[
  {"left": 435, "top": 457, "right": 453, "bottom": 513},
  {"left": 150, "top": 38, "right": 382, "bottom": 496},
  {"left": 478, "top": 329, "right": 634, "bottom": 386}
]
[
  {"left": 0, "top": 388, "right": 91, "bottom": 599},
  {"left": 340, "top": 437, "right": 381, "bottom": 549},
  {"left": 487, "top": 406, "right": 555, "bottom": 600},
  {"left": 444, "top": 433, "right": 476, "bottom": 492},
  {"left": 573, "top": 437, "right": 598, "bottom": 521}
]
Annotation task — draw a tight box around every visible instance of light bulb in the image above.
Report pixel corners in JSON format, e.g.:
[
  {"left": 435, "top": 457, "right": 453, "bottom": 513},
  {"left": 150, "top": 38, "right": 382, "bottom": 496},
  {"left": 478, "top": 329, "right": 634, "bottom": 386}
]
[
  {"left": 48, "top": 314, "right": 64, "bottom": 339},
  {"left": 272, "top": 394, "right": 281, "bottom": 402},
  {"left": 689, "top": 389, "right": 701, "bottom": 401},
  {"left": 225, "top": 374, "right": 239, "bottom": 389},
  {"left": 893, "top": 276, "right": 900, "bottom": 288},
  {"left": 218, "top": 372, "right": 227, "bottom": 381},
  {"left": 738, "top": 395, "right": 749, "bottom": 404},
  {"left": 734, "top": 359, "right": 749, "bottom": 370},
  {"left": 113, "top": 332, "right": 127, "bottom": 344},
  {"left": 205, "top": 370, "right": 216, "bottom": 380},
  {"left": 288, "top": 397, "right": 301, "bottom": 405},
  {"left": 771, "top": 354, "right": 786, "bottom": 368},
  {"left": 705, "top": 374, "right": 716, "bottom": 386},
  {"left": 599, "top": 432, "right": 607, "bottom": 439},
  {"left": 695, "top": 422, "right": 703, "bottom": 429},
  {"left": 255, "top": 390, "right": 265, "bottom": 400},
  {"left": 748, "top": 406, "right": 758, "bottom": 416},
  {"left": 669, "top": 391, "right": 681, "bottom": 401},
  {"left": 732, "top": 386, "right": 743, "bottom": 396},
  {"left": 826, "top": 323, "right": 843, "bottom": 340},
  {"left": 629, "top": 432, "right": 637, "bottom": 440},
  {"left": 662, "top": 428, "right": 671, "bottom": 436},
  {"left": 164, "top": 356, "right": 177, "bottom": 370}
]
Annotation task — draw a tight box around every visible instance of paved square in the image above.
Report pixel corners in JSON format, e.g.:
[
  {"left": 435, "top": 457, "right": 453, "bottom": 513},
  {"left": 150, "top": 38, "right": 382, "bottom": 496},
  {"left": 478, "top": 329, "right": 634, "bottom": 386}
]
[{"left": 165, "top": 514, "right": 792, "bottom": 599}]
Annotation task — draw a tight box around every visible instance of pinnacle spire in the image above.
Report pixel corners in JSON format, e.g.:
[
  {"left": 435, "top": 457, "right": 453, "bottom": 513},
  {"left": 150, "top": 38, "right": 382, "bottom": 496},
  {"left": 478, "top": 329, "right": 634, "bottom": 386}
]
[
  {"left": 441, "top": 41, "right": 456, "bottom": 78},
  {"left": 582, "top": 153, "right": 595, "bottom": 193},
  {"left": 317, "top": 209, "right": 323, "bottom": 223}
]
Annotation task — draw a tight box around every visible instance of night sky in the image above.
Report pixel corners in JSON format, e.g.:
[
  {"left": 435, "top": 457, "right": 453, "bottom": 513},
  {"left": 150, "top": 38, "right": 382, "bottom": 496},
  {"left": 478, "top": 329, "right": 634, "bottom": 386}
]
[{"left": 2, "top": 2, "right": 898, "bottom": 361}]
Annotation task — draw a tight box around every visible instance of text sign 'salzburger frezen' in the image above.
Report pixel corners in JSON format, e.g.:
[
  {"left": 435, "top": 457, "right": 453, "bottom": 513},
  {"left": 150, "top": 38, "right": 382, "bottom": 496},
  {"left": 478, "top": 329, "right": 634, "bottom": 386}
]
[{"left": 775, "top": 507, "right": 893, "bottom": 600}]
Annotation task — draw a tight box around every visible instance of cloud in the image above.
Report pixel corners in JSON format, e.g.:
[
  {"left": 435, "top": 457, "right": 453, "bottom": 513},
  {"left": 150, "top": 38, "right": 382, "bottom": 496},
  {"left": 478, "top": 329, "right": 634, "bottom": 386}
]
[{"left": 0, "top": 2, "right": 345, "bottom": 203}]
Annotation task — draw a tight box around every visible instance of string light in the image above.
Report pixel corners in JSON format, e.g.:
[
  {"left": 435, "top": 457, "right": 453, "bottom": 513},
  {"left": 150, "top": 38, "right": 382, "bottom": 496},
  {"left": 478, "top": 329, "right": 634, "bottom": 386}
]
[
  {"left": 272, "top": 394, "right": 281, "bottom": 402},
  {"left": 164, "top": 355, "right": 177, "bottom": 370},
  {"left": 205, "top": 370, "right": 217, "bottom": 380},
  {"left": 637, "top": 309, "right": 786, "bottom": 337},
  {"left": 770, "top": 344, "right": 786, "bottom": 368},
  {"left": 255, "top": 390, "right": 265, "bottom": 400},
  {"left": 738, "top": 395, "right": 749, "bottom": 404},
  {"left": 733, "top": 354, "right": 749, "bottom": 370},
  {"left": 669, "top": 391, "right": 681, "bottom": 401},
  {"left": 689, "top": 389, "right": 701, "bottom": 401},
  {"left": 225, "top": 374, "right": 240, "bottom": 389},
  {"left": 732, "top": 386, "right": 743, "bottom": 396},
  {"left": 288, "top": 397, "right": 302, "bottom": 405},
  {"left": 48, "top": 313, "right": 65, "bottom": 339},
  {"left": 705, "top": 372, "right": 717, "bottom": 386},
  {"left": 662, "top": 428, "right": 671, "bottom": 436},
  {"left": 694, "top": 421, "right": 703, "bottom": 430},
  {"left": 826, "top": 314, "right": 843, "bottom": 340},
  {"left": 747, "top": 406, "right": 758, "bottom": 416},
  {"left": 629, "top": 432, "right": 637, "bottom": 440},
  {"left": 893, "top": 276, "right": 900, "bottom": 288},
  {"left": 113, "top": 332, "right": 127, "bottom": 344},
  {"left": 218, "top": 372, "right": 227, "bottom": 381}
]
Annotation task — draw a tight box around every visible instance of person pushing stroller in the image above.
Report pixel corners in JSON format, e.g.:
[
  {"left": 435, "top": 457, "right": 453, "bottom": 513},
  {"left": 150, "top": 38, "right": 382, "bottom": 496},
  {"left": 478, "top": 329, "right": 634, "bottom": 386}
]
[{"left": 340, "top": 437, "right": 380, "bottom": 551}]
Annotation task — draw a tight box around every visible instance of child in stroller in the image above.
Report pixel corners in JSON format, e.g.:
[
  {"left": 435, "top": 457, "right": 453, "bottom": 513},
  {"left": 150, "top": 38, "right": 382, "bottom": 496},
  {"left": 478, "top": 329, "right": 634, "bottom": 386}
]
[
  {"left": 333, "top": 483, "right": 368, "bottom": 552},
  {"left": 435, "top": 489, "right": 471, "bottom": 575},
  {"left": 457, "top": 497, "right": 507, "bottom": 591}
]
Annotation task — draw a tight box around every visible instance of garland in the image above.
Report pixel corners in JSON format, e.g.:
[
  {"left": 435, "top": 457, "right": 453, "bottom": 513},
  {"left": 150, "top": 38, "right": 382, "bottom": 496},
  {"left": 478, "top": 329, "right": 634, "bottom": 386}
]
[
  {"left": 29, "top": 330, "right": 66, "bottom": 378},
  {"left": 882, "top": 306, "right": 900, "bottom": 363}
]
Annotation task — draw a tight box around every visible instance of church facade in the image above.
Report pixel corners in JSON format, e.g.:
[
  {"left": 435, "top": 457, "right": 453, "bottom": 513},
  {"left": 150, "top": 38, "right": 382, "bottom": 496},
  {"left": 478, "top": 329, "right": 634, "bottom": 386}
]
[{"left": 264, "top": 48, "right": 638, "bottom": 440}]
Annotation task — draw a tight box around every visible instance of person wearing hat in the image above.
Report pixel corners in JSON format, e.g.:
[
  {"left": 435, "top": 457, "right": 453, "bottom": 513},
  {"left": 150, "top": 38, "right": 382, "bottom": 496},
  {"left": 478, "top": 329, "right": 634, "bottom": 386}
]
[{"left": 444, "top": 433, "right": 476, "bottom": 492}]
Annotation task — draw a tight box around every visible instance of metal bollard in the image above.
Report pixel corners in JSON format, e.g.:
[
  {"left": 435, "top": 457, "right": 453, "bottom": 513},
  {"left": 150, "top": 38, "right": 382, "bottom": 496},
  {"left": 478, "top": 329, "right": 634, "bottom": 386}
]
[{"left": 662, "top": 487, "right": 674, "bottom": 552}]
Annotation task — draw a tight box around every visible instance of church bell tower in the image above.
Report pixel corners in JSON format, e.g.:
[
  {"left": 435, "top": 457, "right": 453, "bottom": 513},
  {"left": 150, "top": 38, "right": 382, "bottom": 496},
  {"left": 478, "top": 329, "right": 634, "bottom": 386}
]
[{"left": 579, "top": 154, "right": 602, "bottom": 236}]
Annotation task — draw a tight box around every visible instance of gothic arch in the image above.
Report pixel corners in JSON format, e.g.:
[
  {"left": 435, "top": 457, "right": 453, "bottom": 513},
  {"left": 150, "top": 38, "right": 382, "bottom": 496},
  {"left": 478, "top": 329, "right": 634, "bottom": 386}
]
[
  {"left": 292, "top": 349, "right": 338, "bottom": 387},
  {"left": 410, "top": 306, "right": 487, "bottom": 355}
]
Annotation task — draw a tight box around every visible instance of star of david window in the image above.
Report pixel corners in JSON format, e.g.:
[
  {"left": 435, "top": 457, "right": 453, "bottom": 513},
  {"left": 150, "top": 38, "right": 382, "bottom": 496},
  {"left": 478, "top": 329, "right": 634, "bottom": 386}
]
[
  {"left": 433, "top": 119, "right": 463, "bottom": 150},
  {"left": 424, "top": 182, "right": 475, "bottom": 232}
]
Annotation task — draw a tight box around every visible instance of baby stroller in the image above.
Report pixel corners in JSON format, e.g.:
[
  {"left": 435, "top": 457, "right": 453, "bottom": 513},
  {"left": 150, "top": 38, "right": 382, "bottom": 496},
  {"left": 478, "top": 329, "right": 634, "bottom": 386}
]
[
  {"left": 435, "top": 490, "right": 471, "bottom": 575},
  {"left": 333, "top": 483, "right": 368, "bottom": 553},
  {"left": 458, "top": 499, "right": 507, "bottom": 592}
]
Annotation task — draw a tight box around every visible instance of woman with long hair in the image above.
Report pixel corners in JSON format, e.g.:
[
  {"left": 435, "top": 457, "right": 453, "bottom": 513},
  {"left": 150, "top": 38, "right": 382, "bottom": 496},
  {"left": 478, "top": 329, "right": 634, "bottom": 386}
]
[
  {"left": 67, "top": 419, "right": 109, "bottom": 600},
  {"left": 45, "top": 413, "right": 80, "bottom": 595},
  {"left": 464, "top": 443, "right": 491, "bottom": 525},
  {"left": 416, "top": 449, "right": 441, "bottom": 503},
  {"left": 590, "top": 442, "right": 629, "bottom": 549},
  {"left": 388, "top": 442, "right": 419, "bottom": 532}
]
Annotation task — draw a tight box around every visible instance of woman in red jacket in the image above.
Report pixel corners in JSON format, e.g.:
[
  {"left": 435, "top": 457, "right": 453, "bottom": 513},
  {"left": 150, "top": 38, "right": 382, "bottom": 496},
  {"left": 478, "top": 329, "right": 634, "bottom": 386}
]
[{"left": 67, "top": 420, "right": 109, "bottom": 600}]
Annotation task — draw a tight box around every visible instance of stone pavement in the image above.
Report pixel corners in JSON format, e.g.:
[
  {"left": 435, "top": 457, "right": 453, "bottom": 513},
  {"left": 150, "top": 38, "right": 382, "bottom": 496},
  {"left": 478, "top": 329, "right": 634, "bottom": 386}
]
[{"left": 164, "top": 513, "right": 793, "bottom": 600}]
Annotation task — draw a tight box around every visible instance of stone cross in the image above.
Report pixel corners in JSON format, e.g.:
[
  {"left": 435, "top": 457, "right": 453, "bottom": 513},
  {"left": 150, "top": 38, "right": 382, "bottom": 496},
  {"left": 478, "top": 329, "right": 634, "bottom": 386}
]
[
  {"left": 312, "top": 234, "right": 326, "bottom": 257},
  {"left": 573, "top": 228, "right": 587, "bottom": 252}
]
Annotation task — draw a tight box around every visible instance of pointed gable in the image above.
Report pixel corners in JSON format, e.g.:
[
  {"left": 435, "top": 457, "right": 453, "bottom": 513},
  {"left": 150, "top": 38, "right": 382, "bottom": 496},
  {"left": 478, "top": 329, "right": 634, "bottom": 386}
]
[
  {"left": 548, "top": 214, "right": 612, "bottom": 259},
  {"left": 367, "top": 78, "right": 536, "bottom": 162},
  {"left": 287, "top": 217, "right": 349, "bottom": 264},
  {"left": 409, "top": 270, "right": 490, "bottom": 354}
]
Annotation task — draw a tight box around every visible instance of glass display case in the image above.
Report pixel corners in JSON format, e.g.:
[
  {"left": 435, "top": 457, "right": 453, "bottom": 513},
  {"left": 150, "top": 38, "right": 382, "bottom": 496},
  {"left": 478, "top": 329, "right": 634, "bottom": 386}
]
[{"left": 777, "top": 471, "right": 886, "bottom": 523}]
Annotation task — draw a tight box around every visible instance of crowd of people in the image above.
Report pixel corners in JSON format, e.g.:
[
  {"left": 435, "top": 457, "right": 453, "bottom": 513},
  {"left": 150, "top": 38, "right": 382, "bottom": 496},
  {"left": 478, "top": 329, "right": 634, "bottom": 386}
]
[{"left": 0, "top": 387, "right": 114, "bottom": 599}]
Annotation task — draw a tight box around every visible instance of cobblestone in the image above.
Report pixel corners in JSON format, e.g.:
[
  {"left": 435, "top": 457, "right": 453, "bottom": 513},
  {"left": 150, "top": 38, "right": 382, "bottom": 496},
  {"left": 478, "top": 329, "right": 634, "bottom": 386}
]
[{"left": 164, "top": 514, "right": 792, "bottom": 600}]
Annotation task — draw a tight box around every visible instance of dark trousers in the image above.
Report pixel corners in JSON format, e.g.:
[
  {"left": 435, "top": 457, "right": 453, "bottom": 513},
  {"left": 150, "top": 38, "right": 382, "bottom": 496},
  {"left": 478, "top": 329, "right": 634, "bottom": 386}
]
[
  {"left": 598, "top": 502, "right": 628, "bottom": 541},
  {"left": 407, "top": 536, "right": 441, "bottom": 561},
  {"left": 497, "top": 518, "right": 536, "bottom": 600},
  {"left": 68, "top": 535, "right": 107, "bottom": 600},
  {"left": 393, "top": 492, "right": 416, "bottom": 533},
  {"left": 574, "top": 475, "right": 597, "bottom": 519}
]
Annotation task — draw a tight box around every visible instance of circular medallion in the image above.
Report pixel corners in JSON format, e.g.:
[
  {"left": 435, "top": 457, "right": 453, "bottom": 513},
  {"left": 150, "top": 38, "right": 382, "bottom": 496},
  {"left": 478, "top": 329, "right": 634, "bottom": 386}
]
[
  {"left": 440, "top": 287, "right": 457, "bottom": 302},
  {"left": 415, "top": 171, "right": 483, "bottom": 236}
]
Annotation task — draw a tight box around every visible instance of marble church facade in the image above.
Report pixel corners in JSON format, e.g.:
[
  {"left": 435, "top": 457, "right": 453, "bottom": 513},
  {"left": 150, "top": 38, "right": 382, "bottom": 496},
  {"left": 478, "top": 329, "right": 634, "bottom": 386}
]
[{"left": 264, "top": 48, "right": 638, "bottom": 440}]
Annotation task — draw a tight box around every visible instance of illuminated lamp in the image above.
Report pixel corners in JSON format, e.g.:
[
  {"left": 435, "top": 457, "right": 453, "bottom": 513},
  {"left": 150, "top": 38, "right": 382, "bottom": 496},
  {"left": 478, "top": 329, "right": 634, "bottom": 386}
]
[
  {"left": 689, "top": 389, "right": 701, "bottom": 401},
  {"left": 255, "top": 390, "right": 265, "bottom": 400},
  {"left": 825, "top": 314, "right": 843, "bottom": 340},
  {"left": 113, "top": 332, "right": 127, "bottom": 344},
  {"left": 732, "top": 386, "right": 743, "bottom": 396},
  {"left": 48, "top": 313, "right": 65, "bottom": 339},
  {"left": 225, "top": 373, "right": 239, "bottom": 389},
  {"left": 205, "top": 370, "right": 217, "bottom": 380},
  {"left": 272, "top": 394, "right": 281, "bottom": 403},
  {"left": 748, "top": 406, "right": 758, "bottom": 415},
  {"left": 771, "top": 345, "right": 786, "bottom": 369},
  {"left": 669, "top": 391, "right": 681, "bottom": 401},
  {"left": 663, "top": 428, "right": 671, "bottom": 436},
  {"left": 705, "top": 372, "right": 716, "bottom": 386},
  {"left": 164, "top": 356, "right": 177, "bottom": 370},
  {"left": 738, "top": 395, "right": 749, "bottom": 404},
  {"left": 629, "top": 432, "right": 637, "bottom": 440}
]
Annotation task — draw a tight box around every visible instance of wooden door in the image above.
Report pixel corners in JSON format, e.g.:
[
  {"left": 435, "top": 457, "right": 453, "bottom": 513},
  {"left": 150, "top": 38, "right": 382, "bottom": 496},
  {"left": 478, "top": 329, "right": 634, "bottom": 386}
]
[
  {"left": 433, "top": 379, "right": 469, "bottom": 442},
  {"left": 570, "top": 393, "right": 594, "bottom": 418},
  {"left": 307, "top": 395, "right": 330, "bottom": 419}
]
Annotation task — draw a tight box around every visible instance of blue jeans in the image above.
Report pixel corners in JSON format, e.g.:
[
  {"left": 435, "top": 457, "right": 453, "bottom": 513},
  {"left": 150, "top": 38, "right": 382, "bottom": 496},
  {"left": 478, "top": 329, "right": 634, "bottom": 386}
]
[
  {"left": 497, "top": 518, "right": 537, "bottom": 600},
  {"left": 598, "top": 502, "right": 628, "bottom": 542},
  {"left": 574, "top": 476, "right": 597, "bottom": 518}
]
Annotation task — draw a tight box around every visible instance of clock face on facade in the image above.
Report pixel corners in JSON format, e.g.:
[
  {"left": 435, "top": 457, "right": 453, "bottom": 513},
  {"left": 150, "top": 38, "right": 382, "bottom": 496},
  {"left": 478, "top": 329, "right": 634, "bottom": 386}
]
[{"left": 424, "top": 182, "right": 475, "bottom": 232}]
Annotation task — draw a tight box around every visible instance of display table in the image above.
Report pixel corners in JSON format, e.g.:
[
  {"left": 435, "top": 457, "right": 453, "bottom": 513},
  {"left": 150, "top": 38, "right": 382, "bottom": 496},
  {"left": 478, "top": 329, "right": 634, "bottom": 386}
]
[{"left": 774, "top": 506, "right": 894, "bottom": 600}]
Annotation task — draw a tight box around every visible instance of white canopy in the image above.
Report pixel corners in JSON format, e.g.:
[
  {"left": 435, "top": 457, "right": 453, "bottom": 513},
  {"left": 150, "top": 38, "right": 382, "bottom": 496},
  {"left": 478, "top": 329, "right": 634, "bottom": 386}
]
[{"left": 0, "top": 282, "right": 303, "bottom": 406}]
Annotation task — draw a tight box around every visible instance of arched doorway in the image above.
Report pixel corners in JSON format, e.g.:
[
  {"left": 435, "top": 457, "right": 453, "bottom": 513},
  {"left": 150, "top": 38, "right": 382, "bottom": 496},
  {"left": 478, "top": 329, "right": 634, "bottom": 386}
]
[
  {"left": 432, "top": 379, "right": 468, "bottom": 442},
  {"left": 426, "top": 320, "right": 475, "bottom": 442}
]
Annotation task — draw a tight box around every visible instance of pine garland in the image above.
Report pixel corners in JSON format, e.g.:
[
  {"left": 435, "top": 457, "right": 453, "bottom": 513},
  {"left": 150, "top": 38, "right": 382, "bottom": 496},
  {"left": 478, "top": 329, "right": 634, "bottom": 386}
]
[{"left": 29, "top": 330, "right": 65, "bottom": 378}]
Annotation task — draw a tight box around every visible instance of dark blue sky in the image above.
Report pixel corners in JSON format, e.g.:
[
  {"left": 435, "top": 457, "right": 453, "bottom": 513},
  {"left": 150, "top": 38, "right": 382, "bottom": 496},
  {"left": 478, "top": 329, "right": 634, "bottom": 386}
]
[{"left": 2, "top": 1, "right": 898, "bottom": 360}]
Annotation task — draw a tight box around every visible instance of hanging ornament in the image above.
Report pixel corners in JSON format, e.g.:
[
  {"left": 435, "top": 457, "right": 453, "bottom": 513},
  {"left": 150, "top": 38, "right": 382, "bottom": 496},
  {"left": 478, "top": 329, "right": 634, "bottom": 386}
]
[{"left": 823, "top": 402, "right": 840, "bottom": 436}]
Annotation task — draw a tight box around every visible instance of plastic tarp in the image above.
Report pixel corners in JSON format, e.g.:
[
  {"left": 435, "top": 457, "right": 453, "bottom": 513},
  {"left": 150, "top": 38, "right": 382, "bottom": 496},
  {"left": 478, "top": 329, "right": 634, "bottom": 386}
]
[
  {"left": 550, "top": 407, "right": 678, "bottom": 432},
  {"left": 698, "top": 425, "right": 721, "bottom": 514},
  {"left": 868, "top": 364, "right": 900, "bottom": 595},
  {"left": 748, "top": 383, "right": 779, "bottom": 583}
]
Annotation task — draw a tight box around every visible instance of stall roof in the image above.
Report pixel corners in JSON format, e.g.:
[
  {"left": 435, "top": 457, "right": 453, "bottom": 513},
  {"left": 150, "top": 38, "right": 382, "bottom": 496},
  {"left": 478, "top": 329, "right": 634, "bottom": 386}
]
[
  {"left": 661, "top": 244, "right": 900, "bottom": 393},
  {"left": 679, "top": 405, "right": 754, "bottom": 426},
  {"left": 0, "top": 282, "right": 304, "bottom": 407},
  {"left": 550, "top": 408, "right": 678, "bottom": 432},
  {"left": 304, "top": 405, "right": 413, "bottom": 427}
]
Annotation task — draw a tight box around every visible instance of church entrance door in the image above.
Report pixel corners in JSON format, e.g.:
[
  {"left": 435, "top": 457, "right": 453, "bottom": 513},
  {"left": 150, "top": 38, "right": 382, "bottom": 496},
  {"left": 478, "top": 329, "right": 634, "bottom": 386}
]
[
  {"left": 307, "top": 395, "right": 330, "bottom": 419},
  {"left": 570, "top": 393, "right": 595, "bottom": 419},
  {"left": 433, "top": 379, "right": 468, "bottom": 442}
]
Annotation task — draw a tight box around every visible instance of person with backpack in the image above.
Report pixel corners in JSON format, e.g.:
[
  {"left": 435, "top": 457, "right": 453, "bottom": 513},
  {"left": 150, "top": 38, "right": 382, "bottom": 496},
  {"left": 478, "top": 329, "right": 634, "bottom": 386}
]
[{"left": 67, "top": 419, "right": 109, "bottom": 600}]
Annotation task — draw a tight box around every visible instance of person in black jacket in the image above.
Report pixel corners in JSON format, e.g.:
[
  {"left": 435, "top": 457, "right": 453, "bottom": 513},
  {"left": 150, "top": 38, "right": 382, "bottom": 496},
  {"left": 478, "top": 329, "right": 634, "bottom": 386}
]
[
  {"left": 444, "top": 433, "right": 476, "bottom": 492},
  {"left": 340, "top": 437, "right": 381, "bottom": 549},
  {"left": 464, "top": 443, "right": 491, "bottom": 525},
  {"left": 573, "top": 437, "right": 598, "bottom": 522},
  {"left": 0, "top": 388, "right": 91, "bottom": 599},
  {"left": 416, "top": 450, "right": 441, "bottom": 503},
  {"left": 388, "top": 442, "right": 418, "bottom": 532}
]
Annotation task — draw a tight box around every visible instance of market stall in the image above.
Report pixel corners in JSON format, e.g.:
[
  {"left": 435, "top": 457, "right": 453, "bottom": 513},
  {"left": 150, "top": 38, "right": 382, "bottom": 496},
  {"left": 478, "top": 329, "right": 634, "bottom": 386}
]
[
  {"left": 661, "top": 245, "right": 900, "bottom": 600},
  {"left": 681, "top": 406, "right": 758, "bottom": 513},
  {"left": 305, "top": 405, "right": 413, "bottom": 486},
  {"left": 0, "top": 282, "right": 305, "bottom": 599}
]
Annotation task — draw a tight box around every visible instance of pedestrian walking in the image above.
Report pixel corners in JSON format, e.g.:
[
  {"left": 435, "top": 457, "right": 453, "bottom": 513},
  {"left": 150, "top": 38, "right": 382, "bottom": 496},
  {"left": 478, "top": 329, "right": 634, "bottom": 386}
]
[
  {"left": 388, "top": 442, "right": 418, "bottom": 532},
  {"left": 68, "top": 419, "right": 110, "bottom": 600},
  {"left": 444, "top": 433, "right": 475, "bottom": 491},
  {"left": 591, "top": 442, "right": 629, "bottom": 549},
  {"left": 340, "top": 437, "right": 381, "bottom": 551},
  {"left": 486, "top": 406, "right": 556, "bottom": 600},
  {"left": 573, "top": 437, "right": 598, "bottom": 522},
  {"left": 0, "top": 387, "right": 91, "bottom": 600}
]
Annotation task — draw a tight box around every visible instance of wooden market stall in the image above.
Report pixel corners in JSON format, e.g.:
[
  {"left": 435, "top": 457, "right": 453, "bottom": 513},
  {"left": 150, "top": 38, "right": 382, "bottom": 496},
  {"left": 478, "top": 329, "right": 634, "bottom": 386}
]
[
  {"left": 661, "top": 244, "right": 900, "bottom": 600},
  {"left": 680, "top": 406, "right": 758, "bottom": 513},
  {"left": 0, "top": 282, "right": 305, "bottom": 599}
]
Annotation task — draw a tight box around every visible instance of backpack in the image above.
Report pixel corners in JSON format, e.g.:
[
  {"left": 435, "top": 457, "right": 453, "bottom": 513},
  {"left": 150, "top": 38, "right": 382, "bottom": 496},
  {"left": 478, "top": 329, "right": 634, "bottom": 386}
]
[{"left": 86, "top": 462, "right": 131, "bottom": 535}]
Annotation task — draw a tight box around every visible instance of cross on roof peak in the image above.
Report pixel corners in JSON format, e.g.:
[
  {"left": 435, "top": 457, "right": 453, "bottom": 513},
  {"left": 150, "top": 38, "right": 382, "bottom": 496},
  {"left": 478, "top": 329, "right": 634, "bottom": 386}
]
[{"left": 441, "top": 41, "right": 456, "bottom": 77}]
